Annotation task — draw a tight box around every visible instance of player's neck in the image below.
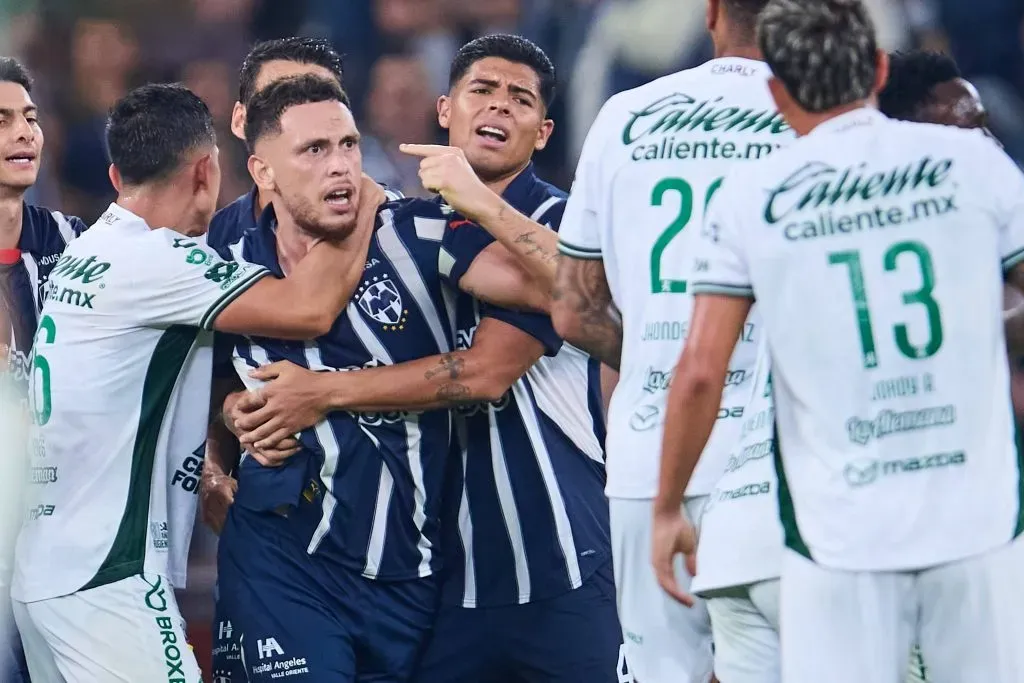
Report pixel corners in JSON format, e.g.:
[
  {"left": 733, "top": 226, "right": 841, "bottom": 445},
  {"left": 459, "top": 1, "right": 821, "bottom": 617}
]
[
  {"left": 713, "top": 28, "right": 762, "bottom": 62},
  {"left": 273, "top": 214, "right": 318, "bottom": 276},
  {"left": 117, "top": 189, "right": 203, "bottom": 236},
  {"left": 0, "top": 191, "right": 25, "bottom": 250},
  {"left": 481, "top": 159, "right": 531, "bottom": 197},
  {"left": 714, "top": 45, "right": 762, "bottom": 61}
]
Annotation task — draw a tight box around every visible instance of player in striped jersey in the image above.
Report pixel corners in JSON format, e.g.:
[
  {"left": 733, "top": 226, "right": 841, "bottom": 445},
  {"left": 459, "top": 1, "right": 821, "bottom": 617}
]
[
  {"left": 0, "top": 57, "right": 86, "bottom": 683},
  {"left": 201, "top": 37, "right": 406, "bottom": 683},
  {"left": 232, "top": 35, "right": 619, "bottom": 682},
  {"left": 214, "top": 75, "right": 546, "bottom": 682}
]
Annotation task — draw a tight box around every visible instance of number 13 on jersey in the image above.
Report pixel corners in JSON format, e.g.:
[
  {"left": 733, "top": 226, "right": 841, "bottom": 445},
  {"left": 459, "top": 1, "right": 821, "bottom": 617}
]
[{"left": 649, "top": 177, "right": 723, "bottom": 294}]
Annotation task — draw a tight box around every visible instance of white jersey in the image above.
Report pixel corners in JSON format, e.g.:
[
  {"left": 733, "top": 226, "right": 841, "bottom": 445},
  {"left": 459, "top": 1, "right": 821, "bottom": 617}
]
[
  {"left": 692, "top": 108, "right": 1024, "bottom": 571},
  {"left": 558, "top": 57, "right": 795, "bottom": 498},
  {"left": 12, "top": 203, "right": 269, "bottom": 602},
  {"left": 692, "top": 341, "right": 782, "bottom": 594}
]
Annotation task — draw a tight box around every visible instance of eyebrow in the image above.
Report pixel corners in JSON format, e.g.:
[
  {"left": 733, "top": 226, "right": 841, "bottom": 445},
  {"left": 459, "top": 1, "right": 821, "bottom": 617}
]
[
  {"left": 0, "top": 106, "right": 37, "bottom": 117},
  {"left": 294, "top": 132, "right": 361, "bottom": 150},
  {"left": 468, "top": 78, "right": 538, "bottom": 101}
]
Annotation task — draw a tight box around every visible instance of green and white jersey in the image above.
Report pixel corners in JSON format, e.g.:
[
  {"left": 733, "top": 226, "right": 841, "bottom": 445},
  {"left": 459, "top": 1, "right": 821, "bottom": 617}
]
[
  {"left": 558, "top": 57, "right": 794, "bottom": 499},
  {"left": 692, "top": 341, "right": 781, "bottom": 594},
  {"left": 692, "top": 108, "right": 1024, "bottom": 571},
  {"left": 11, "top": 203, "right": 268, "bottom": 602}
]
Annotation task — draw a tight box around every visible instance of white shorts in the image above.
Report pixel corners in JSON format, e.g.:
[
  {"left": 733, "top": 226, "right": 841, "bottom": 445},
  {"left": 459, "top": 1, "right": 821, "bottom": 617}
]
[
  {"left": 13, "top": 574, "right": 201, "bottom": 683},
  {"left": 781, "top": 535, "right": 1024, "bottom": 683},
  {"left": 610, "top": 497, "right": 713, "bottom": 683},
  {"left": 706, "top": 579, "right": 781, "bottom": 683}
]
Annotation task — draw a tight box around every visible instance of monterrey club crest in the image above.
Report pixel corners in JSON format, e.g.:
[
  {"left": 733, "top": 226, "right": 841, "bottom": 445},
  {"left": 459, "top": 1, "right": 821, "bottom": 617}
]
[{"left": 357, "top": 275, "right": 408, "bottom": 331}]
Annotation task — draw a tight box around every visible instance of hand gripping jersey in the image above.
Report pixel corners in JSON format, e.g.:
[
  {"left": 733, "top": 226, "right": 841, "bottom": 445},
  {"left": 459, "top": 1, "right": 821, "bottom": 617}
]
[
  {"left": 223, "top": 198, "right": 455, "bottom": 581},
  {"left": 691, "top": 108, "right": 1024, "bottom": 571},
  {"left": 12, "top": 203, "right": 269, "bottom": 602},
  {"left": 558, "top": 57, "right": 794, "bottom": 499}
]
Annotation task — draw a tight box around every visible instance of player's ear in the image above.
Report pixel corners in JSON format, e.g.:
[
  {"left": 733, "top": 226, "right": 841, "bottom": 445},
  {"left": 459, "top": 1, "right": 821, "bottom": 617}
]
[
  {"left": 873, "top": 49, "right": 890, "bottom": 98},
  {"left": 437, "top": 95, "right": 451, "bottom": 130},
  {"left": 108, "top": 164, "right": 122, "bottom": 194},
  {"left": 193, "top": 149, "right": 221, "bottom": 205},
  {"left": 248, "top": 153, "right": 275, "bottom": 194},
  {"left": 230, "top": 102, "right": 246, "bottom": 142},
  {"left": 706, "top": 0, "right": 721, "bottom": 34},
  {"left": 534, "top": 118, "right": 554, "bottom": 152}
]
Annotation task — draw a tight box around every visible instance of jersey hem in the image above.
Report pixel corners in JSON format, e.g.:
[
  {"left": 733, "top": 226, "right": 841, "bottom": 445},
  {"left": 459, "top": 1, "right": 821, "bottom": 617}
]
[
  {"left": 200, "top": 267, "right": 271, "bottom": 330},
  {"left": 693, "top": 570, "right": 780, "bottom": 597},
  {"left": 557, "top": 240, "right": 603, "bottom": 260}
]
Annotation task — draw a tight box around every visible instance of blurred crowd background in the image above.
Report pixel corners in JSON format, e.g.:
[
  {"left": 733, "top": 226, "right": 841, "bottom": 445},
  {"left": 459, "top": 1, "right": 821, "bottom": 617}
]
[{"left": 4, "top": 0, "right": 1022, "bottom": 674}]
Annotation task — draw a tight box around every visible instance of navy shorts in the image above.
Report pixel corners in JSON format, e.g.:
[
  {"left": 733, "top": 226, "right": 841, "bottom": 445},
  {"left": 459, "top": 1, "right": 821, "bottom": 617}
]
[
  {"left": 218, "top": 505, "right": 437, "bottom": 683},
  {"left": 413, "top": 563, "right": 623, "bottom": 683},
  {"left": 211, "top": 581, "right": 246, "bottom": 683}
]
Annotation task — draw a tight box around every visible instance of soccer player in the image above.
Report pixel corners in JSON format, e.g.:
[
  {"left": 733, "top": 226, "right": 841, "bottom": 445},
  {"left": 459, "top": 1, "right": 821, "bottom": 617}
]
[
  {"left": 548, "top": 1, "right": 790, "bottom": 680},
  {"left": 214, "top": 73, "right": 548, "bottom": 683},
  {"left": 652, "top": 0, "right": 1024, "bottom": 681},
  {"left": 200, "top": 37, "right": 391, "bottom": 683},
  {"left": 228, "top": 35, "right": 620, "bottom": 682},
  {"left": 0, "top": 56, "right": 87, "bottom": 683},
  {"left": 9, "top": 82, "right": 382, "bottom": 682}
]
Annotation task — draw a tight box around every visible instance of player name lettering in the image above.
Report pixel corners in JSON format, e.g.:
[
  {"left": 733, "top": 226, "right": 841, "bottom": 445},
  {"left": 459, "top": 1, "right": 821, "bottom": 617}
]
[
  {"left": 764, "top": 156, "right": 954, "bottom": 223},
  {"left": 621, "top": 93, "right": 788, "bottom": 145}
]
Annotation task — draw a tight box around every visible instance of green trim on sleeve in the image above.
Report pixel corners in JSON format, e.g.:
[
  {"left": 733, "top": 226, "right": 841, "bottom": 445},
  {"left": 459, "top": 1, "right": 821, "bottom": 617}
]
[
  {"left": 689, "top": 281, "right": 754, "bottom": 298},
  {"left": 557, "top": 239, "right": 603, "bottom": 260},
  {"left": 199, "top": 267, "right": 271, "bottom": 331},
  {"left": 1003, "top": 246, "right": 1024, "bottom": 272}
]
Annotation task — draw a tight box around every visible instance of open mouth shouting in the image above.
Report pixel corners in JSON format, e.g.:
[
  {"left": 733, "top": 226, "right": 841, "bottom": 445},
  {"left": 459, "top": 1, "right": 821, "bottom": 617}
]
[{"left": 475, "top": 124, "right": 510, "bottom": 149}]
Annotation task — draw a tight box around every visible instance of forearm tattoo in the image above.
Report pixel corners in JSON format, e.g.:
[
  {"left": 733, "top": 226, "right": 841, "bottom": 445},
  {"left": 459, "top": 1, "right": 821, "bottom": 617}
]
[{"left": 553, "top": 259, "right": 622, "bottom": 370}]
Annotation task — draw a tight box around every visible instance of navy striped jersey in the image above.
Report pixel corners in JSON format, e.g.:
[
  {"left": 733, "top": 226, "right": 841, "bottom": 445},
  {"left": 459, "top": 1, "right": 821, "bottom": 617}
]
[
  {"left": 437, "top": 163, "right": 610, "bottom": 607},
  {"left": 1, "top": 205, "right": 87, "bottom": 396},
  {"left": 215, "top": 198, "right": 456, "bottom": 581}
]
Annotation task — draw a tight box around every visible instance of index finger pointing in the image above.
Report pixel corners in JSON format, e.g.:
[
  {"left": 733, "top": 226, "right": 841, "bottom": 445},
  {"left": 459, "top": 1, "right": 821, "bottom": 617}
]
[{"left": 399, "top": 144, "right": 453, "bottom": 158}]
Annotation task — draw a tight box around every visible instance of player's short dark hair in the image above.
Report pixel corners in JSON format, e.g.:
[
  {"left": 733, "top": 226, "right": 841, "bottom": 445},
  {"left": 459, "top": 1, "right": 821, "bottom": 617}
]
[
  {"left": 244, "top": 75, "right": 350, "bottom": 150},
  {"left": 106, "top": 83, "right": 216, "bottom": 186},
  {"left": 723, "top": 0, "right": 772, "bottom": 34},
  {"left": 878, "top": 51, "right": 962, "bottom": 122},
  {"left": 758, "top": 0, "right": 878, "bottom": 113},
  {"left": 0, "top": 57, "right": 32, "bottom": 93},
  {"left": 449, "top": 34, "right": 556, "bottom": 109},
  {"left": 238, "top": 37, "right": 345, "bottom": 106}
]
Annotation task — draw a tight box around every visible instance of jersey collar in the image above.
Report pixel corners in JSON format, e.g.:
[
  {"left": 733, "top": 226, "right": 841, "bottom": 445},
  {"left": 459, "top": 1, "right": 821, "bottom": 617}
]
[
  {"left": 248, "top": 201, "right": 285, "bottom": 277},
  {"left": 98, "top": 202, "right": 151, "bottom": 233},
  {"left": 501, "top": 161, "right": 540, "bottom": 204},
  {"left": 807, "top": 107, "right": 887, "bottom": 138}
]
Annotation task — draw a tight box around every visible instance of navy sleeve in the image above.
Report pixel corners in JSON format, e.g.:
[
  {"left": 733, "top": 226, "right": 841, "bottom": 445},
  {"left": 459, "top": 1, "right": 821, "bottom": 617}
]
[
  {"left": 537, "top": 198, "right": 567, "bottom": 233},
  {"left": 69, "top": 215, "right": 88, "bottom": 237},
  {"left": 481, "top": 302, "right": 563, "bottom": 357},
  {"left": 213, "top": 333, "right": 241, "bottom": 380},
  {"left": 440, "top": 220, "right": 496, "bottom": 286}
]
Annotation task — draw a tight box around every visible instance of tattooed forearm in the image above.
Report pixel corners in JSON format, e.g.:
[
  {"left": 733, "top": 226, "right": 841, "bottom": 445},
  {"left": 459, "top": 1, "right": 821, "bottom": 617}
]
[
  {"left": 552, "top": 259, "right": 622, "bottom": 370},
  {"left": 436, "top": 383, "right": 475, "bottom": 405},
  {"left": 513, "top": 231, "right": 562, "bottom": 266},
  {"left": 424, "top": 353, "right": 465, "bottom": 381}
]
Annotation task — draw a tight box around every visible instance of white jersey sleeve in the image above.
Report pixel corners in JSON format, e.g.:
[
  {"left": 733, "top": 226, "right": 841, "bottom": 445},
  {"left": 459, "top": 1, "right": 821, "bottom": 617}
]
[
  {"left": 558, "top": 103, "right": 613, "bottom": 259},
  {"left": 690, "top": 172, "right": 754, "bottom": 298},
  {"left": 131, "top": 229, "right": 269, "bottom": 330},
  {"left": 981, "top": 139, "right": 1024, "bottom": 270}
]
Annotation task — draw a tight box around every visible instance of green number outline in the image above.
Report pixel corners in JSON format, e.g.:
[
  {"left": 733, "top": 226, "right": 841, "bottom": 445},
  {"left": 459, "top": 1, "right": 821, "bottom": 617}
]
[
  {"left": 829, "top": 240, "right": 944, "bottom": 368},
  {"left": 884, "top": 240, "right": 944, "bottom": 359},
  {"left": 649, "top": 177, "right": 725, "bottom": 294},
  {"left": 32, "top": 314, "right": 56, "bottom": 425}
]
